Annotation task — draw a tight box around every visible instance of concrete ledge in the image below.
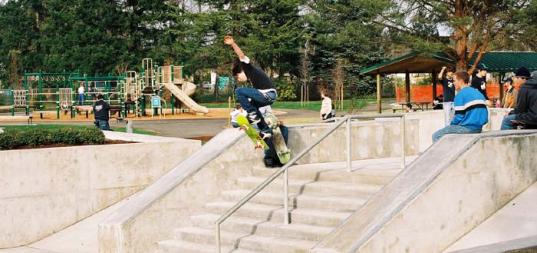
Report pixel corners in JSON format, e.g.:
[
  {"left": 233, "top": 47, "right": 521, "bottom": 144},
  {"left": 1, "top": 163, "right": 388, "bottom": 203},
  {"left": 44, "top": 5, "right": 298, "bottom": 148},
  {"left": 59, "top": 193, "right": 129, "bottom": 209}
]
[
  {"left": 0, "top": 133, "right": 200, "bottom": 248},
  {"left": 313, "top": 130, "right": 537, "bottom": 253},
  {"left": 98, "top": 128, "right": 263, "bottom": 253},
  {"left": 102, "top": 131, "right": 181, "bottom": 143},
  {"left": 288, "top": 119, "right": 420, "bottom": 164},
  {"left": 448, "top": 236, "right": 537, "bottom": 253}
]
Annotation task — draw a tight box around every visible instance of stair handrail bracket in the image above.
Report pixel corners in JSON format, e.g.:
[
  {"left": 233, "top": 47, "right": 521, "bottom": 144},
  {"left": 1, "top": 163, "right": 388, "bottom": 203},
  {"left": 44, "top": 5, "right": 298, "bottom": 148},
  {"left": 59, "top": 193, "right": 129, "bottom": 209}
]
[{"left": 214, "top": 114, "right": 407, "bottom": 253}]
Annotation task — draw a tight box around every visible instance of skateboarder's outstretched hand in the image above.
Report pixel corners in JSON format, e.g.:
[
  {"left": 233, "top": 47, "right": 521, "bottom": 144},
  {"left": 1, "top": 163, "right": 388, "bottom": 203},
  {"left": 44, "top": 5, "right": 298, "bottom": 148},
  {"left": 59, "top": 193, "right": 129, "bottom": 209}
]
[{"left": 224, "top": 35, "right": 234, "bottom": 45}]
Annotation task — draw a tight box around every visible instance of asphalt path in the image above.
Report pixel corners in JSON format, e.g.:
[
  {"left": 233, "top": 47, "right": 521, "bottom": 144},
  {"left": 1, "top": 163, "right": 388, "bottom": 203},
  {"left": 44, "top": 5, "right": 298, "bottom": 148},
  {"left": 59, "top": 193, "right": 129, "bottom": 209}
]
[{"left": 0, "top": 109, "right": 321, "bottom": 139}]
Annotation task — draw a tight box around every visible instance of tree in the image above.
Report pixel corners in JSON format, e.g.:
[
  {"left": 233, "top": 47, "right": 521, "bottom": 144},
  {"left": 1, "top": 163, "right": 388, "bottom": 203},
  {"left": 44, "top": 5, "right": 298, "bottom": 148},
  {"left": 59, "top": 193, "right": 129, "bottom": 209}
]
[
  {"left": 383, "top": 0, "right": 534, "bottom": 72},
  {"left": 8, "top": 50, "right": 21, "bottom": 88},
  {"left": 167, "top": 0, "right": 306, "bottom": 82},
  {"left": 305, "top": 0, "right": 391, "bottom": 97}
]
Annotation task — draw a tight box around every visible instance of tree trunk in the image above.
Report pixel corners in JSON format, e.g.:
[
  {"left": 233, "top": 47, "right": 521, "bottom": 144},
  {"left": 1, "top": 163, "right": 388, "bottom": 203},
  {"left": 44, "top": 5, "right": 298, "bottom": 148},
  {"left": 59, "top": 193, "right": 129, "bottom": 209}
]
[{"left": 454, "top": 0, "right": 468, "bottom": 72}]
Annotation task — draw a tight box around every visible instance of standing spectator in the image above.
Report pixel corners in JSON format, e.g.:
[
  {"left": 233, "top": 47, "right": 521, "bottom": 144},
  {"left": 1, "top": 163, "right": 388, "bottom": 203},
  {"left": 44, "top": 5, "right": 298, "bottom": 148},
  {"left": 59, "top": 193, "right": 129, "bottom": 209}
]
[
  {"left": 78, "top": 82, "right": 85, "bottom": 105},
  {"left": 93, "top": 94, "right": 111, "bottom": 130},
  {"left": 320, "top": 88, "right": 334, "bottom": 121},
  {"left": 471, "top": 65, "right": 489, "bottom": 101},
  {"left": 438, "top": 66, "right": 456, "bottom": 126},
  {"left": 230, "top": 104, "right": 247, "bottom": 128},
  {"left": 432, "top": 71, "right": 488, "bottom": 142},
  {"left": 501, "top": 67, "right": 535, "bottom": 130}
]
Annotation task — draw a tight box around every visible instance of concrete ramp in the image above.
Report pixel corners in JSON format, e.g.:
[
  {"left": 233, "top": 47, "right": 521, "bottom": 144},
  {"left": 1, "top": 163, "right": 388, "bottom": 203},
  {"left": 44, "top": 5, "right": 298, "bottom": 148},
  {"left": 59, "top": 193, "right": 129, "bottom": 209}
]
[
  {"left": 162, "top": 82, "right": 209, "bottom": 114},
  {"left": 313, "top": 131, "right": 537, "bottom": 253}
]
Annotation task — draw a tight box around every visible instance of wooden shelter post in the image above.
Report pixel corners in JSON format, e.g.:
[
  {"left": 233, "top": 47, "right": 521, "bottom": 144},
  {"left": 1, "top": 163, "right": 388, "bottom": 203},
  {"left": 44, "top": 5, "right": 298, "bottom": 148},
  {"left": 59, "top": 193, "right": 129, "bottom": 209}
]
[
  {"left": 405, "top": 71, "right": 411, "bottom": 105},
  {"left": 376, "top": 73, "right": 382, "bottom": 114},
  {"left": 499, "top": 72, "right": 505, "bottom": 107},
  {"left": 432, "top": 70, "right": 438, "bottom": 101}
]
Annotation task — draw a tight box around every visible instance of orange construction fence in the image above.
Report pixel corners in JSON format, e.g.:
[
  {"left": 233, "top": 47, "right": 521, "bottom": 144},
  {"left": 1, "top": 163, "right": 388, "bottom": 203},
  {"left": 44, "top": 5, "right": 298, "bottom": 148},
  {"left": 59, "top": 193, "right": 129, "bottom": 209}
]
[{"left": 395, "top": 83, "right": 500, "bottom": 103}]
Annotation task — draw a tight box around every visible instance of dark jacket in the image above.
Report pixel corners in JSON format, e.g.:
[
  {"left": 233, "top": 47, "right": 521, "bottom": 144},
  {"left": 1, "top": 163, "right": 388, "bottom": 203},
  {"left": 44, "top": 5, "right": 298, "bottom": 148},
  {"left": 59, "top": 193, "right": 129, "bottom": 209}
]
[
  {"left": 512, "top": 78, "right": 537, "bottom": 124},
  {"left": 94, "top": 99, "right": 110, "bottom": 121}
]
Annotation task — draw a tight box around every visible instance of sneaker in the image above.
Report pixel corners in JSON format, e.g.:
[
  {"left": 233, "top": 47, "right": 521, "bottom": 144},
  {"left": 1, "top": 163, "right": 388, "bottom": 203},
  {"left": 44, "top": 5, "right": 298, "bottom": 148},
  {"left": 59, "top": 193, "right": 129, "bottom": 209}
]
[
  {"left": 259, "top": 130, "right": 272, "bottom": 140},
  {"left": 248, "top": 111, "right": 261, "bottom": 125}
]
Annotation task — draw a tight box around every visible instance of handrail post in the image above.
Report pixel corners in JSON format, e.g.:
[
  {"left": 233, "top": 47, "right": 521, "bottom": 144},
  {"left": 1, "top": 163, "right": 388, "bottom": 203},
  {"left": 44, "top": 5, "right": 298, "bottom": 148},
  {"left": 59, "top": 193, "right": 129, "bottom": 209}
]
[
  {"left": 283, "top": 168, "right": 289, "bottom": 224},
  {"left": 216, "top": 223, "right": 221, "bottom": 253},
  {"left": 346, "top": 116, "right": 352, "bottom": 172},
  {"left": 401, "top": 114, "right": 406, "bottom": 169}
]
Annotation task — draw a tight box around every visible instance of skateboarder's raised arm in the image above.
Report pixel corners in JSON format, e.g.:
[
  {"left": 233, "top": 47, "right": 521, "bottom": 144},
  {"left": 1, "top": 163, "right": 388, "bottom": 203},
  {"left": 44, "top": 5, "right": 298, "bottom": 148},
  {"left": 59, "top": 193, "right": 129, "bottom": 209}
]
[{"left": 224, "top": 35, "right": 248, "bottom": 63}]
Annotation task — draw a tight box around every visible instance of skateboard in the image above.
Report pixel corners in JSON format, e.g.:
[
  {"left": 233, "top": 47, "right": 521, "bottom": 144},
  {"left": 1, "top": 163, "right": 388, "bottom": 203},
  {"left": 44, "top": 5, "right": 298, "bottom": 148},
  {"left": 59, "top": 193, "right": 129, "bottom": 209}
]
[
  {"left": 236, "top": 114, "right": 269, "bottom": 150},
  {"left": 264, "top": 112, "right": 291, "bottom": 164}
]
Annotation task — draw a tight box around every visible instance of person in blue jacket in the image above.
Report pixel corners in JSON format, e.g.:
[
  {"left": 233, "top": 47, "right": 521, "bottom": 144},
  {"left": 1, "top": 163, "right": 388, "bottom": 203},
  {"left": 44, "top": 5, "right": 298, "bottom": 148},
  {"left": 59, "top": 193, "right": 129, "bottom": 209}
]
[{"left": 432, "top": 71, "right": 489, "bottom": 142}]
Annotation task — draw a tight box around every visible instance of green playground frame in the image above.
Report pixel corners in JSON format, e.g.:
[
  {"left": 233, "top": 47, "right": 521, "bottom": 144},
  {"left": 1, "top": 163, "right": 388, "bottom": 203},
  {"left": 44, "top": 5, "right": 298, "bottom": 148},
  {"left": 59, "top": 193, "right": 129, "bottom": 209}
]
[{"left": 4, "top": 58, "right": 191, "bottom": 119}]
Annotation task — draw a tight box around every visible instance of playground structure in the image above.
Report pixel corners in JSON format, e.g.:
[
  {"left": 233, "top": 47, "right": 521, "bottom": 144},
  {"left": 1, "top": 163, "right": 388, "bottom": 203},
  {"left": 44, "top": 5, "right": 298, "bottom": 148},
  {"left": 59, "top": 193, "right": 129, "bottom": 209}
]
[{"left": 0, "top": 59, "right": 209, "bottom": 119}]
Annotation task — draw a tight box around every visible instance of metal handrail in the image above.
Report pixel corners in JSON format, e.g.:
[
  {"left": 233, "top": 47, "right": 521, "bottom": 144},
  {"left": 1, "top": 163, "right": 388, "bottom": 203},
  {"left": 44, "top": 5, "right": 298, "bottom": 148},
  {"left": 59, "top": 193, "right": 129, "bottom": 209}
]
[{"left": 215, "top": 114, "right": 406, "bottom": 253}]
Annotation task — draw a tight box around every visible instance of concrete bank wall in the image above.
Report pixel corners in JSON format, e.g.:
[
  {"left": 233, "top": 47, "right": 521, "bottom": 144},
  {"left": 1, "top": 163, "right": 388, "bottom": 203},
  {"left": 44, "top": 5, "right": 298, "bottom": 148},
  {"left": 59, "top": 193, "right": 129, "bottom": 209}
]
[
  {"left": 313, "top": 131, "right": 537, "bottom": 253},
  {"left": 98, "top": 129, "right": 264, "bottom": 253},
  {"left": 288, "top": 119, "right": 420, "bottom": 164},
  {"left": 400, "top": 108, "right": 512, "bottom": 152},
  {"left": 0, "top": 133, "right": 200, "bottom": 248}
]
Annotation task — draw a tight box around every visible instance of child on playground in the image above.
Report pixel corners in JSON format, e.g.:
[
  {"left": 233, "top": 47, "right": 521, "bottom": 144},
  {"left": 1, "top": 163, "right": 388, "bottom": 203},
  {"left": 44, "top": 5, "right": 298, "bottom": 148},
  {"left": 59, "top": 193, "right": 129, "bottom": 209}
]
[
  {"left": 78, "top": 82, "right": 85, "bottom": 105},
  {"left": 224, "top": 35, "right": 277, "bottom": 139}
]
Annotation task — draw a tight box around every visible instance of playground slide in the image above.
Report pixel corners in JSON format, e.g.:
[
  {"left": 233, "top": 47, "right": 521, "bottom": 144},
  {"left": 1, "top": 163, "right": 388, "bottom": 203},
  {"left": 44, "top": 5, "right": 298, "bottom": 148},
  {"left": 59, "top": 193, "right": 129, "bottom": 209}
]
[{"left": 162, "top": 82, "right": 209, "bottom": 114}]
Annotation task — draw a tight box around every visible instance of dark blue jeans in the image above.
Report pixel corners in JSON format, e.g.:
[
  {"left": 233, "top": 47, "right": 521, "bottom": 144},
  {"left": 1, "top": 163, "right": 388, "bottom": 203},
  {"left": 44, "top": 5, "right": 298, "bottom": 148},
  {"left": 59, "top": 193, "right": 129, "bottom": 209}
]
[
  {"left": 235, "top": 87, "right": 276, "bottom": 131},
  {"left": 95, "top": 119, "right": 110, "bottom": 131},
  {"left": 432, "top": 125, "right": 481, "bottom": 142},
  {"left": 501, "top": 114, "right": 517, "bottom": 130},
  {"left": 78, "top": 94, "right": 84, "bottom": 105}
]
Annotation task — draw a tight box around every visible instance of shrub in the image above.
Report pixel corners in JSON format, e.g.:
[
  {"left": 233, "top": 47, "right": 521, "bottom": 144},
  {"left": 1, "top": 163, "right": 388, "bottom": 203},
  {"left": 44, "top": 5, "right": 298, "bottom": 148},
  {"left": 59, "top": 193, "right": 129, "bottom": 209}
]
[
  {"left": 274, "top": 79, "right": 297, "bottom": 101},
  {"left": 0, "top": 126, "right": 105, "bottom": 150}
]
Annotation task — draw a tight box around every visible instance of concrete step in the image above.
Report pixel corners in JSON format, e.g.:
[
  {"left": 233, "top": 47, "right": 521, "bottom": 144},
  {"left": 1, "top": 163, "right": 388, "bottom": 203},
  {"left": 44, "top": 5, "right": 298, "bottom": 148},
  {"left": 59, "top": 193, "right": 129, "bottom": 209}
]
[
  {"left": 221, "top": 190, "right": 365, "bottom": 212},
  {"left": 174, "top": 226, "right": 245, "bottom": 246},
  {"left": 191, "top": 213, "right": 334, "bottom": 241},
  {"left": 253, "top": 221, "right": 333, "bottom": 241},
  {"left": 191, "top": 214, "right": 262, "bottom": 234},
  {"left": 158, "top": 240, "right": 260, "bottom": 253},
  {"left": 237, "top": 176, "right": 382, "bottom": 198},
  {"left": 251, "top": 159, "right": 404, "bottom": 184},
  {"left": 206, "top": 201, "right": 350, "bottom": 227},
  {"left": 237, "top": 235, "right": 317, "bottom": 253}
]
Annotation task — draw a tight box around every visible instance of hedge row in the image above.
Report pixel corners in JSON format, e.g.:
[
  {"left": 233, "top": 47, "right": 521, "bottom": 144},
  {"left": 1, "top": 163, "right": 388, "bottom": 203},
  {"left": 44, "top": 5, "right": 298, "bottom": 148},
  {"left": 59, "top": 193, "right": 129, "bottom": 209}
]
[{"left": 0, "top": 126, "right": 105, "bottom": 150}]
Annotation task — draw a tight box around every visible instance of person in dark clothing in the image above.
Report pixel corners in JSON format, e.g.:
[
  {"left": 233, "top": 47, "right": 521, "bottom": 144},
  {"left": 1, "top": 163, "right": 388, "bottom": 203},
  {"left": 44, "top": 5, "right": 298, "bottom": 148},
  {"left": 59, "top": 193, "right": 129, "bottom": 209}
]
[
  {"left": 94, "top": 94, "right": 111, "bottom": 130},
  {"left": 225, "top": 35, "right": 277, "bottom": 139},
  {"left": 263, "top": 125, "right": 289, "bottom": 168},
  {"left": 438, "top": 66, "right": 455, "bottom": 126},
  {"left": 471, "top": 65, "right": 489, "bottom": 100},
  {"left": 433, "top": 95, "right": 444, "bottom": 110},
  {"left": 501, "top": 67, "right": 537, "bottom": 129}
]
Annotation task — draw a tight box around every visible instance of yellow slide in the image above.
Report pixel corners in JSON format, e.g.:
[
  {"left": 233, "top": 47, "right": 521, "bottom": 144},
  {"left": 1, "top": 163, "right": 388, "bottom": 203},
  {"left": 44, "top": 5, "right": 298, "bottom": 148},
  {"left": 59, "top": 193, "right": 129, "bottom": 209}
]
[{"left": 162, "top": 81, "right": 209, "bottom": 114}]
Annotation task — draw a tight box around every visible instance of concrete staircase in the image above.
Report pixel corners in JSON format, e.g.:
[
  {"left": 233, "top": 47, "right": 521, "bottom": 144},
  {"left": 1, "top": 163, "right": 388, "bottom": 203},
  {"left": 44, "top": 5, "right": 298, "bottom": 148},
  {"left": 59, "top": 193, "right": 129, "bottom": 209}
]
[{"left": 158, "top": 157, "right": 407, "bottom": 253}]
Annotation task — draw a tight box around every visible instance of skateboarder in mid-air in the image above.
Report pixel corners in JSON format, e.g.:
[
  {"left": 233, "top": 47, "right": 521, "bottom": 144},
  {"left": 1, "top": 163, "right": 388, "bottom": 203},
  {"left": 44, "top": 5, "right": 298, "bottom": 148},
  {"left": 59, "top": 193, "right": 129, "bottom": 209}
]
[{"left": 224, "top": 35, "right": 277, "bottom": 139}]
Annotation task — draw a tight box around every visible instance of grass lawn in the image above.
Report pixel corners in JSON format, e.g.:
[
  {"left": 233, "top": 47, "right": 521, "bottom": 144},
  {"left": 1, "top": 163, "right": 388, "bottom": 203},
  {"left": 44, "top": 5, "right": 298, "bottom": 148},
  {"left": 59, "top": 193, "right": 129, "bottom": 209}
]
[
  {"left": 202, "top": 99, "right": 374, "bottom": 111},
  {"left": 111, "top": 127, "right": 157, "bottom": 135},
  {"left": 0, "top": 124, "right": 157, "bottom": 136}
]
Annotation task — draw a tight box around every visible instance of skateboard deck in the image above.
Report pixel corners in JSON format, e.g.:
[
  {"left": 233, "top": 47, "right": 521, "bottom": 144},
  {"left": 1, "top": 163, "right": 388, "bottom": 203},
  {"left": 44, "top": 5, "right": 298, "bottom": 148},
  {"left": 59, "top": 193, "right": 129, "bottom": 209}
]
[
  {"left": 237, "top": 115, "right": 268, "bottom": 150},
  {"left": 264, "top": 112, "right": 291, "bottom": 164}
]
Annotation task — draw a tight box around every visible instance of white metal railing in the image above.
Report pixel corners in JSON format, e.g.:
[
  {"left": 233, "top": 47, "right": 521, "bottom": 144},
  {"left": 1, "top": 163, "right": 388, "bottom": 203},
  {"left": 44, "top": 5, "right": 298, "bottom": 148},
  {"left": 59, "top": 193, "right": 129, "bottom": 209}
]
[{"left": 215, "top": 114, "right": 407, "bottom": 253}]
